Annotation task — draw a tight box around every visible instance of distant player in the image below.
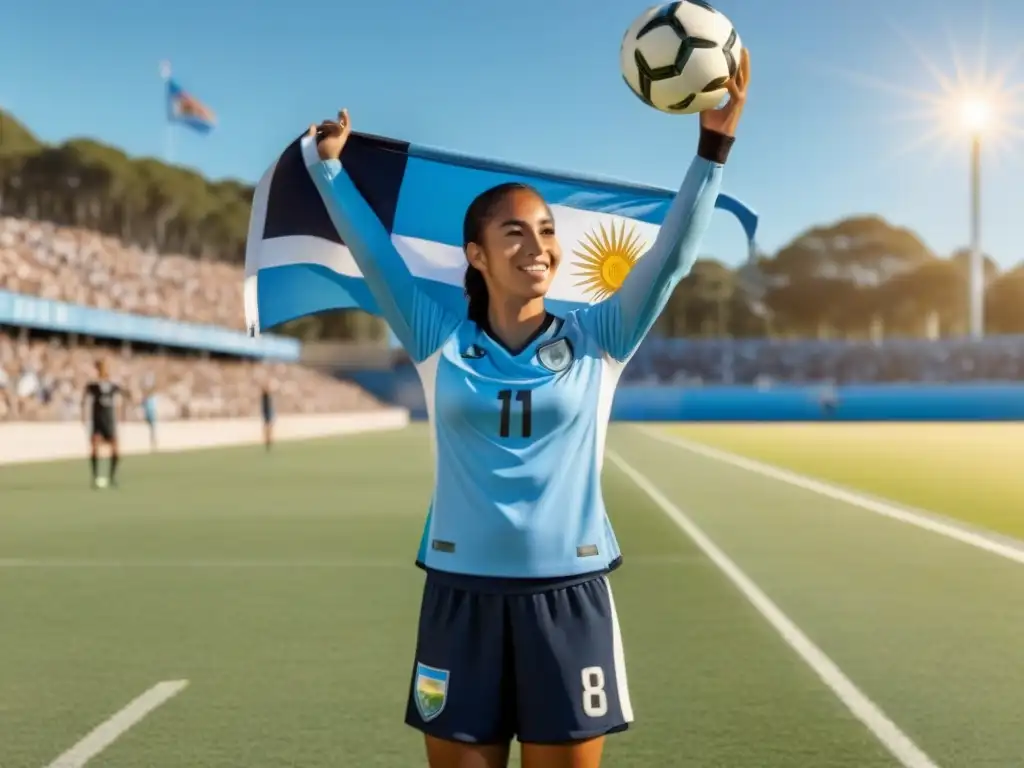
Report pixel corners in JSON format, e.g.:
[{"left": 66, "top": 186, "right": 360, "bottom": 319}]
[
  {"left": 261, "top": 385, "right": 274, "bottom": 451},
  {"left": 143, "top": 389, "right": 158, "bottom": 451},
  {"left": 306, "top": 50, "right": 748, "bottom": 768},
  {"left": 82, "top": 359, "right": 128, "bottom": 488}
]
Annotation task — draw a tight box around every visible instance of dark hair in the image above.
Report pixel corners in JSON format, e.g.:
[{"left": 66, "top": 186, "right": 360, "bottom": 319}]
[{"left": 462, "top": 182, "right": 541, "bottom": 326}]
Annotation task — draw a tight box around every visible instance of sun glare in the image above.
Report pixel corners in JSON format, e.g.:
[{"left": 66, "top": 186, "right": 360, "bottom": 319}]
[
  {"left": 826, "top": 16, "right": 1024, "bottom": 165},
  {"left": 959, "top": 97, "right": 992, "bottom": 133}
]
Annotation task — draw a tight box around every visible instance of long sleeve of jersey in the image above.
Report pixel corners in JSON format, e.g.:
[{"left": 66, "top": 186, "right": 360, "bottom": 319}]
[
  {"left": 309, "top": 156, "right": 460, "bottom": 364},
  {"left": 577, "top": 129, "right": 730, "bottom": 363}
]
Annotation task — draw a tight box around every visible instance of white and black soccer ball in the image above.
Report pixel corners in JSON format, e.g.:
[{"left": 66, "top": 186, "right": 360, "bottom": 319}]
[{"left": 620, "top": 1, "right": 742, "bottom": 115}]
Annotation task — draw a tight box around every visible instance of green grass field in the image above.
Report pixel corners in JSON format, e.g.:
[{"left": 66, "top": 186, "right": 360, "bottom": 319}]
[{"left": 3, "top": 423, "right": 1024, "bottom": 767}]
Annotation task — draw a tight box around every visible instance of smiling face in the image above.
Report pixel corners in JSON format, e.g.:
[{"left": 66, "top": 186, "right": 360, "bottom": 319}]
[{"left": 465, "top": 187, "right": 561, "bottom": 303}]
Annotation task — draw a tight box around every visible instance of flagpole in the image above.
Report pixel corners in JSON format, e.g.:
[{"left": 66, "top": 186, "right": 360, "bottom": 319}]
[
  {"left": 160, "top": 60, "right": 173, "bottom": 164},
  {"left": 165, "top": 124, "right": 174, "bottom": 164}
]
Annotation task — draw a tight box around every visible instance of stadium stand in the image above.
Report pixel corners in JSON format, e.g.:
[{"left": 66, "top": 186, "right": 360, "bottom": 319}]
[
  {"left": 0, "top": 216, "right": 244, "bottom": 328},
  {"left": 0, "top": 329, "right": 382, "bottom": 421},
  {"left": 621, "top": 336, "right": 1024, "bottom": 385},
  {"left": 0, "top": 215, "right": 384, "bottom": 422}
]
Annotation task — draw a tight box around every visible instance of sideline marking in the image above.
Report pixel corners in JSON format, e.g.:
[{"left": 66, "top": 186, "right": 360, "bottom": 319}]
[
  {"left": 607, "top": 450, "right": 939, "bottom": 768},
  {"left": 44, "top": 680, "right": 189, "bottom": 768},
  {"left": 641, "top": 427, "right": 1024, "bottom": 567}
]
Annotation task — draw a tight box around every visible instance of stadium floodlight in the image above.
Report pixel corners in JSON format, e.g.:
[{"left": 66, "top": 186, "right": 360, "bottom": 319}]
[
  {"left": 834, "top": 23, "right": 1023, "bottom": 340},
  {"left": 954, "top": 94, "right": 992, "bottom": 339}
]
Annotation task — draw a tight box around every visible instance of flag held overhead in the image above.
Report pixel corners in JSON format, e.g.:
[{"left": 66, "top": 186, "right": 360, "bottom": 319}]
[{"left": 244, "top": 131, "right": 758, "bottom": 335}]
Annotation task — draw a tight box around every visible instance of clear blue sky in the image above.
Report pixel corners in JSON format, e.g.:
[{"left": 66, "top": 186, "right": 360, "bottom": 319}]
[{"left": 2, "top": 0, "right": 1022, "bottom": 268}]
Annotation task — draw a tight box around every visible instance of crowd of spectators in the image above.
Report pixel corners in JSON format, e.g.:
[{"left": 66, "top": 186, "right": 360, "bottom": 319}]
[
  {"left": 623, "top": 337, "right": 1024, "bottom": 386},
  {"left": 0, "top": 217, "right": 245, "bottom": 329},
  {"left": 0, "top": 215, "right": 389, "bottom": 421},
  {"left": 0, "top": 332, "right": 382, "bottom": 422}
]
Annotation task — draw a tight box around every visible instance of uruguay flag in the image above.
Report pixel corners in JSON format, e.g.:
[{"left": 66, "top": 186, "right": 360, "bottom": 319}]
[{"left": 244, "top": 130, "right": 758, "bottom": 335}]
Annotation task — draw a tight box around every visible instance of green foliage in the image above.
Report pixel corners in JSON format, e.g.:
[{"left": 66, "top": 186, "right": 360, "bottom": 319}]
[
  {"left": 685, "top": 215, "right": 1024, "bottom": 338},
  {"left": 0, "top": 111, "right": 254, "bottom": 263},
  {"left": 1, "top": 109, "right": 1020, "bottom": 340},
  {"left": 0, "top": 111, "right": 41, "bottom": 156}
]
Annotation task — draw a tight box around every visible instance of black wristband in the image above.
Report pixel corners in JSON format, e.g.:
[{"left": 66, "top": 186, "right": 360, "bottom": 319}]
[{"left": 697, "top": 127, "right": 735, "bottom": 165}]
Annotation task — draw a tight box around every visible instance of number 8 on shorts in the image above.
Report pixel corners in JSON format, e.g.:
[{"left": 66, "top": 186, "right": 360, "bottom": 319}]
[{"left": 581, "top": 666, "right": 608, "bottom": 717}]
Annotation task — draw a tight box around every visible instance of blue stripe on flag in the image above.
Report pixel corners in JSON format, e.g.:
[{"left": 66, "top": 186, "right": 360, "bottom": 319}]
[
  {"left": 394, "top": 154, "right": 672, "bottom": 248},
  {"left": 715, "top": 192, "right": 758, "bottom": 247}
]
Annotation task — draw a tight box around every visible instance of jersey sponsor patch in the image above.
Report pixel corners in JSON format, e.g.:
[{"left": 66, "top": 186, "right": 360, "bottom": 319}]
[
  {"left": 536, "top": 338, "right": 573, "bottom": 373},
  {"left": 414, "top": 662, "right": 449, "bottom": 722}
]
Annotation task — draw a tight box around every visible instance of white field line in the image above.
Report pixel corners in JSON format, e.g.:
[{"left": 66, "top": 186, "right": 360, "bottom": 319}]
[
  {"left": 640, "top": 427, "right": 1024, "bottom": 567},
  {"left": 43, "top": 680, "right": 188, "bottom": 768},
  {"left": 607, "top": 450, "right": 939, "bottom": 768}
]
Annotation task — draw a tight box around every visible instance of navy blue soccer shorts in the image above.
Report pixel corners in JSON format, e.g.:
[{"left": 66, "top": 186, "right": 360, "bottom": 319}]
[{"left": 404, "top": 570, "right": 633, "bottom": 745}]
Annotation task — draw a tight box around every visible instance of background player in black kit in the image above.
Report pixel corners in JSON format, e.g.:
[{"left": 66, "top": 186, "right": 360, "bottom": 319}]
[
  {"left": 82, "top": 359, "right": 128, "bottom": 488},
  {"left": 261, "top": 385, "right": 275, "bottom": 451}
]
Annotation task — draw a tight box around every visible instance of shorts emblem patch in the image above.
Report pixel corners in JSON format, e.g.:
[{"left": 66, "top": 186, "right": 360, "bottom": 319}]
[{"left": 414, "top": 662, "right": 449, "bottom": 722}]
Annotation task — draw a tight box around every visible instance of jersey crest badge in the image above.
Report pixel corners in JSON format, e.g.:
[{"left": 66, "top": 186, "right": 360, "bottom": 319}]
[
  {"left": 414, "top": 662, "right": 449, "bottom": 722},
  {"left": 537, "top": 338, "right": 573, "bottom": 373}
]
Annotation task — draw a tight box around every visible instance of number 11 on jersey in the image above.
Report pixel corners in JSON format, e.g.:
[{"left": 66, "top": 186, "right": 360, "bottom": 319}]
[{"left": 497, "top": 389, "right": 532, "bottom": 438}]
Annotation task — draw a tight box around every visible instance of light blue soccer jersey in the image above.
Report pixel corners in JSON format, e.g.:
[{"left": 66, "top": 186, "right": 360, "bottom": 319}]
[{"left": 310, "top": 152, "right": 723, "bottom": 579}]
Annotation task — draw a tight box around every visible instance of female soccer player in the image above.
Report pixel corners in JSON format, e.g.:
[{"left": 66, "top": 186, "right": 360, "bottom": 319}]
[{"left": 308, "top": 49, "right": 749, "bottom": 768}]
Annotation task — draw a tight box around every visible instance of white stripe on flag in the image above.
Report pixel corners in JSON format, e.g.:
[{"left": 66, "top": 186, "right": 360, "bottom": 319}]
[
  {"left": 243, "top": 158, "right": 279, "bottom": 334},
  {"left": 249, "top": 205, "right": 661, "bottom": 307}
]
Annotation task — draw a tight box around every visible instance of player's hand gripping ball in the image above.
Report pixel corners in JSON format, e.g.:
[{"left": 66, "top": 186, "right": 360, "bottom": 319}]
[{"left": 621, "top": 1, "right": 743, "bottom": 114}]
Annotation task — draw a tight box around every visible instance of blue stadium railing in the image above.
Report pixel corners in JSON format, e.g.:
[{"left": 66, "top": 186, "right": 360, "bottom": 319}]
[{"left": 0, "top": 289, "right": 299, "bottom": 361}]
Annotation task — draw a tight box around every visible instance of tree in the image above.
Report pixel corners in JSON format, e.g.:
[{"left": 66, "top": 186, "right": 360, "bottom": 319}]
[
  {"left": 880, "top": 258, "right": 965, "bottom": 337},
  {"left": 985, "top": 267, "right": 1024, "bottom": 334},
  {"left": 761, "top": 215, "right": 938, "bottom": 338},
  {"left": 0, "top": 114, "right": 253, "bottom": 264},
  {"left": 0, "top": 111, "right": 41, "bottom": 156}
]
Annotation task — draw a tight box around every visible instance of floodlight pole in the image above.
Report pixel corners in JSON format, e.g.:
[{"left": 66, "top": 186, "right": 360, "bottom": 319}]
[{"left": 968, "top": 133, "right": 983, "bottom": 339}]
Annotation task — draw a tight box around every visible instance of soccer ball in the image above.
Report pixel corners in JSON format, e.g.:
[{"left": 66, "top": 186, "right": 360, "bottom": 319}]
[
  {"left": 95, "top": 476, "right": 109, "bottom": 489},
  {"left": 620, "top": 1, "right": 742, "bottom": 115}
]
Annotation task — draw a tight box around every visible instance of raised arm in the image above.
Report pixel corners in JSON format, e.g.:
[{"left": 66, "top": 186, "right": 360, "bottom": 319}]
[
  {"left": 307, "top": 113, "right": 459, "bottom": 364},
  {"left": 579, "top": 50, "right": 749, "bottom": 364},
  {"left": 577, "top": 130, "right": 728, "bottom": 362}
]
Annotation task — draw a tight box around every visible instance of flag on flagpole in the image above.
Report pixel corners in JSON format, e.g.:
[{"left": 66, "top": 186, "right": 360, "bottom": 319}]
[
  {"left": 244, "top": 131, "right": 758, "bottom": 335},
  {"left": 163, "top": 64, "right": 216, "bottom": 134}
]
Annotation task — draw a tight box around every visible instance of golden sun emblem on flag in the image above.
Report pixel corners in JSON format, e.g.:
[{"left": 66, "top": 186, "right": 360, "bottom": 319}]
[{"left": 572, "top": 219, "right": 646, "bottom": 301}]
